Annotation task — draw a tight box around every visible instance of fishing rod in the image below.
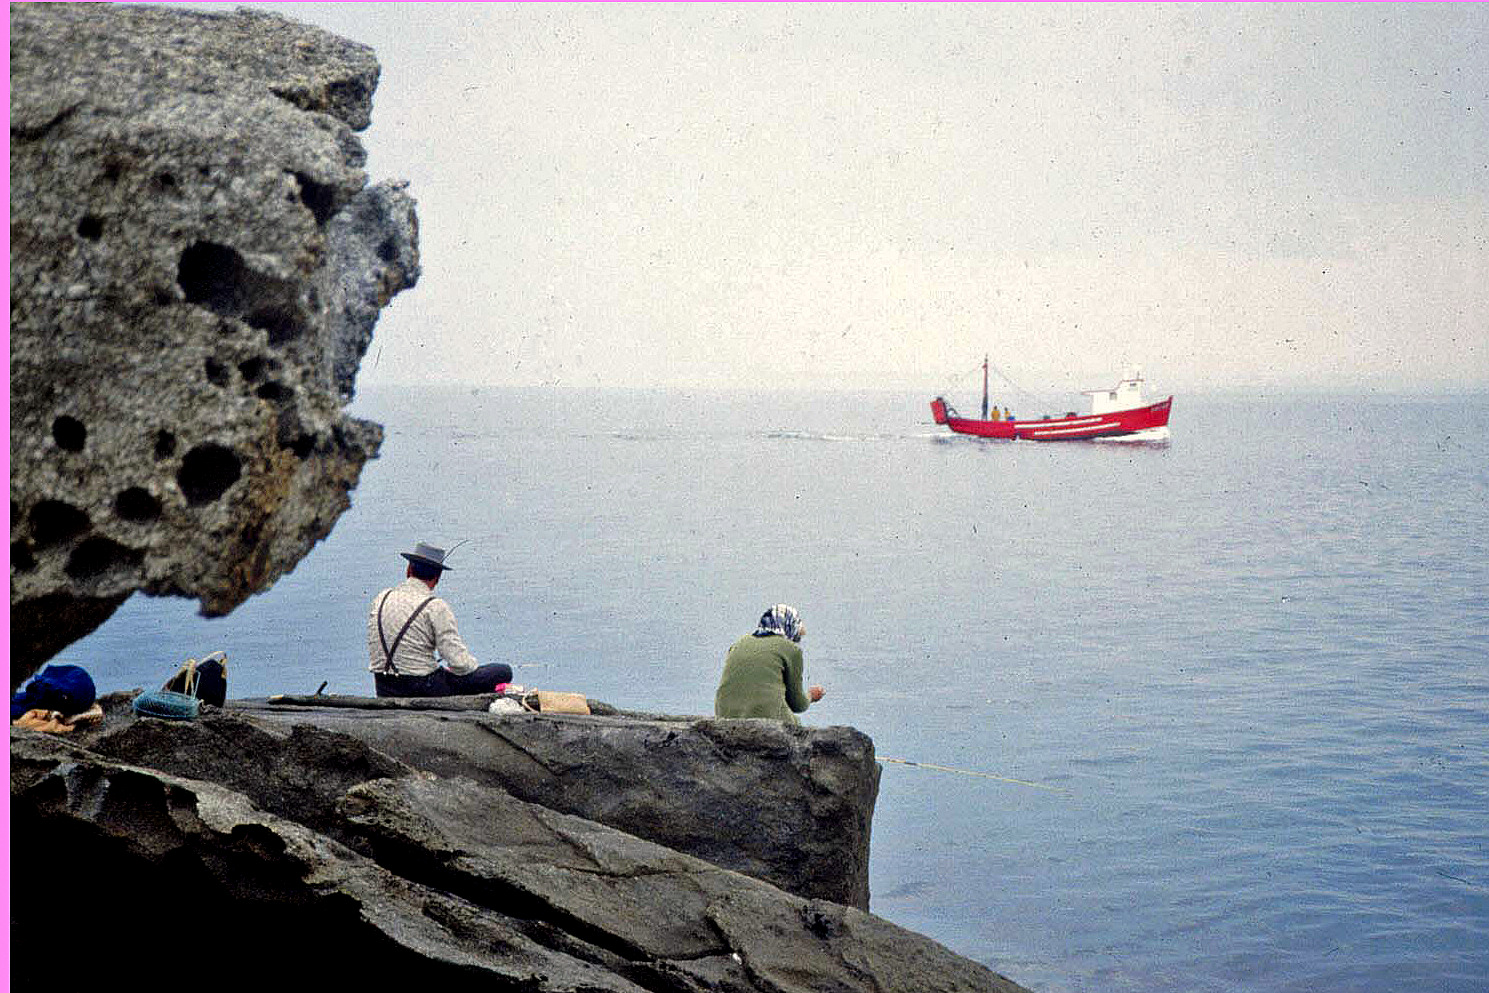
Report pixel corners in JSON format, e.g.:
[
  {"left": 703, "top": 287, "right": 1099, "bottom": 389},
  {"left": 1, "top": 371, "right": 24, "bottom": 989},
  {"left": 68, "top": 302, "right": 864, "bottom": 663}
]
[
  {"left": 878, "top": 755, "right": 1070, "bottom": 794},
  {"left": 441, "top": 535, "right": 500, "bottom": 564}
]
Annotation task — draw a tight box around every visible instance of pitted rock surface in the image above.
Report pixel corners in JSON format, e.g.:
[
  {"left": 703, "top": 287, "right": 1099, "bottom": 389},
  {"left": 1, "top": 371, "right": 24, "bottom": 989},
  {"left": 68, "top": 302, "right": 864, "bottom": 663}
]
[{"left": 9, "top": 4, "right": 419, "bottom": 685}]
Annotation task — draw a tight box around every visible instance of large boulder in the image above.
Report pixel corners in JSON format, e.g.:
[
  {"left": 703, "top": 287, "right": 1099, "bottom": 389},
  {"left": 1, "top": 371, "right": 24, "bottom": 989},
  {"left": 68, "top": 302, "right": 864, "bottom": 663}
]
[
  {"left": 8, "top": 3, "right": 418, "bottom": 686},
  {"left": 10, "top": 715, "right": 1029, "bottom": 992},
  {"left": 234, "top": 699, "right": 881, "bottom": 909}
]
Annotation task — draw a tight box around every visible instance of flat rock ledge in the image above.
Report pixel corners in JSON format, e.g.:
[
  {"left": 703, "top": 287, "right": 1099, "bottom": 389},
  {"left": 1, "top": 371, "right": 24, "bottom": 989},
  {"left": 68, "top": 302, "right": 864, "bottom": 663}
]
[
  {"left": 11, "top": 695, "right": 1031, "bottom": 992},
  {"left": 238, "top": 693, "right": 880, "bottom": 910}
]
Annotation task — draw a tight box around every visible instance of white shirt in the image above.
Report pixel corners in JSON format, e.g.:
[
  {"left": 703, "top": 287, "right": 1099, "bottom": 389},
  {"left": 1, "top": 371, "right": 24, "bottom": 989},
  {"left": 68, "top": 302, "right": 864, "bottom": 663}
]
[{"left": 366, "top": 577, "right": 479, "bottom": 676}]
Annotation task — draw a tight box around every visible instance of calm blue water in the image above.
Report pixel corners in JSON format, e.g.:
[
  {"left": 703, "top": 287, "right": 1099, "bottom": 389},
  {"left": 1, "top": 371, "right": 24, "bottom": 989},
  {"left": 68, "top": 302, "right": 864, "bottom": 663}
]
[{"left": 62, "top": 387, "right": 1489, "bottom": 992}]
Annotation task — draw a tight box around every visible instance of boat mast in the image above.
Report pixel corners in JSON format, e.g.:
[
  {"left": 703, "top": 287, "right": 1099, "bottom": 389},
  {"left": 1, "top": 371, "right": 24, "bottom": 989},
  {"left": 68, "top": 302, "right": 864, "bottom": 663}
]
[{"left": 981, "top": 354, "right": 989, "bottom": 420}]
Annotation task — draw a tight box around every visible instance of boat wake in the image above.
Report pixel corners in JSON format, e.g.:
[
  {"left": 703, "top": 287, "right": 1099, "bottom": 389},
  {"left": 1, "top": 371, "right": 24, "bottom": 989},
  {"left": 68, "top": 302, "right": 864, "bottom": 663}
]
[
  {"left": 763, "top": 430, "right": 909, "bottom": 443},
  {"left": 1094, "top": 426, "right": 1171, "bottom": 444}
]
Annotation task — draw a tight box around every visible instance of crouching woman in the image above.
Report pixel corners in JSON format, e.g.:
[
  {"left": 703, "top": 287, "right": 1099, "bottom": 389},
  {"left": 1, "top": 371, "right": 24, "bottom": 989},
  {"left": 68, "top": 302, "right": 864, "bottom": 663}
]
[{"left": 714, "top": 604, "right": 824, "bottom": 724}]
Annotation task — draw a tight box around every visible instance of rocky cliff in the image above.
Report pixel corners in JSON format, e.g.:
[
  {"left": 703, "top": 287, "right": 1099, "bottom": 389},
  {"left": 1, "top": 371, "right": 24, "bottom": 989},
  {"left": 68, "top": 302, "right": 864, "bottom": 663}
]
[
  {"left": 239, "top": 697, "right": 880, "bottom": 910},
  {"left": 10, "top": 698, "right": 1031, "bottom": 992},
  {"left": 9, "top": 3, "right": 419, "bottom": 686}
]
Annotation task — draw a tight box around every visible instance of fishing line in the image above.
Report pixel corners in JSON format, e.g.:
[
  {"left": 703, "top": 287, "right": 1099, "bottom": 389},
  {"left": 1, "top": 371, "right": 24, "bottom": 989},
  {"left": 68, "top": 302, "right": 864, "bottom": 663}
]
[
  {"left": 443, "top": 534, "right": 505, "bottom": 561},
  {"left": 878, "top": 755, "right": 1070, "bottom": 794}
]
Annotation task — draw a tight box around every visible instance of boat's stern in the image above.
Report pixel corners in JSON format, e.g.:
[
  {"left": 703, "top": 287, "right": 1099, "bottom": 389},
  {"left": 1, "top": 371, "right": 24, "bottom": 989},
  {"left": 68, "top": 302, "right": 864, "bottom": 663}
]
[{"left": 930, "top": 397, "right": 949, "bottom": 425}]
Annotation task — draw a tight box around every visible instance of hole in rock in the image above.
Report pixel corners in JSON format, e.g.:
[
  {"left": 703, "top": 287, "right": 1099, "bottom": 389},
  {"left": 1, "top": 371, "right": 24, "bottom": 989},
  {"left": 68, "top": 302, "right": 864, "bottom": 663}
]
[
  {"left": 178, "top": 242, "right": 248, "bottom": 310},
  {"left": 247, "top": 306, "right": 304, "bottom": 346},
  {"left": 65, "top": 537, "right": 143, "bottom": 580},
  {"left": 237, "top": 357, "right": 266, "bottom": 382},
  {"left": 29, "top": 500, "right": 90, "bottom": 547},
  {"left": 291, "top": 171, "right": 337, "bottom": 226},
  {"left": 114, "top": 488, "right": 162, "bottom": 523},
  {"left": 77, "top": 215, "right": 104, "bottom": 240},
  {"left": 177, "top": 241, "right": 307, "bottom": 347},
  {"left": 377, "top": 238, "right": 398, "bottom": 263},
  {"left": 177, "top": 444, "right": 242, "bottom": 506},
  {"left": 256, "top": 381, "right": 291, "bottom": 403},
  {"left": 275, "top": 409, "right": 315, "bottom": 458},
  {"left": 52, "top": 416, "right": 87, "bottom": 452},
  {"left": 12, "top": 542, "right": 36, "bottom": 572},
  {"left": 153, "top": 430, "right": 177, "bottom": 460},
  {"left": 204, "top": 358, "right": 229, "bottom": 386}
]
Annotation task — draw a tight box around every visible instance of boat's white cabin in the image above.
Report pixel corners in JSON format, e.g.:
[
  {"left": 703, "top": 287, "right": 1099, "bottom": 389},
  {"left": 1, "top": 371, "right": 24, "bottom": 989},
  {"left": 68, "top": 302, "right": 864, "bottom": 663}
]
[{"left": 1083, "top": 368, "right": 1147, "bottom": 415}]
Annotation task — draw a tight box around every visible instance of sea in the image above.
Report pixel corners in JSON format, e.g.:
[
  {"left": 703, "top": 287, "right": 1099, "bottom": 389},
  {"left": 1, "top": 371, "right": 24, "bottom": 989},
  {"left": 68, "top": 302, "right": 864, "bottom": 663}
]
[{"left": 60, "top": 385, "right": 1489, "bottom": 993}]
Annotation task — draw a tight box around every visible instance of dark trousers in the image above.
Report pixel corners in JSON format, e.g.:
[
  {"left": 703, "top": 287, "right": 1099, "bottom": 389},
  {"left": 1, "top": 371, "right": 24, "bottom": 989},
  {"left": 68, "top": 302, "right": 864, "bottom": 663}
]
[{"left": 373, "top": 663, "right": 513, "bottom": 698}]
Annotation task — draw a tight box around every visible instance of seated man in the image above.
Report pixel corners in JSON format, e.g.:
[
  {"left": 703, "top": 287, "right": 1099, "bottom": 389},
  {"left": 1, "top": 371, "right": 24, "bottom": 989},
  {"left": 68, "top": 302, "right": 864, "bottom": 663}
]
[{"left": 367, "top": 541, "right": 513, "bottom": 697}]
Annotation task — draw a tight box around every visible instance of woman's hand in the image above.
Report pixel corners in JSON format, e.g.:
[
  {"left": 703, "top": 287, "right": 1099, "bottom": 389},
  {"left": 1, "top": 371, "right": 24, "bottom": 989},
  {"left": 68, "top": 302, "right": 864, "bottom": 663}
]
[{"left": 808, "top": 685, "right": 825, "bottom": 703}]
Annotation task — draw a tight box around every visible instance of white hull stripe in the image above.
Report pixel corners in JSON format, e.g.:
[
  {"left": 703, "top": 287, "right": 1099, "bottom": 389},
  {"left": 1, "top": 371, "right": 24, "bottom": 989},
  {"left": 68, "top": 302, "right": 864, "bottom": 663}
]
[
  {"left": 1026, "top": 420, "right": 1122, "bottom": 437},
  {"left": 1022, "top": 416, "right": 1105, "bottom": 427}
]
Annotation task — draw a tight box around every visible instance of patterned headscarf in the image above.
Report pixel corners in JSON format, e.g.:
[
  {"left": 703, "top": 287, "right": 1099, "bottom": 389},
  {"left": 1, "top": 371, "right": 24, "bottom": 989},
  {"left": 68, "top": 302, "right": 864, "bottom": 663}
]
[{"left": 754, "top": 604, "right": 803, "bottom": 643}]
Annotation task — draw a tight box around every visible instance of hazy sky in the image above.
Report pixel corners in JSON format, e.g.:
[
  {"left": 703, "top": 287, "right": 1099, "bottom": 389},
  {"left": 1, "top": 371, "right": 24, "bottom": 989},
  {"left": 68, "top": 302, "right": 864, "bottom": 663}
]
[{"left": 236, "top": 3, "right": 1486, "bottom": 394}]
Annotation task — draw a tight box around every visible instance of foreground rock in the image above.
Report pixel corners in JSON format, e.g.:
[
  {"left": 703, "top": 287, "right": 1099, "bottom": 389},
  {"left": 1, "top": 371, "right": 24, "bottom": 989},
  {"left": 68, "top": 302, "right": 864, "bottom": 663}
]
[
  {"left": 10, "top": 704, "right": 1031, "bottom": 992},
  {"left": 238, "top": 696, "right": 880, "bottom": 909},
  {"left": 8, "top": 3, "right": 418, "bottom": 685}
]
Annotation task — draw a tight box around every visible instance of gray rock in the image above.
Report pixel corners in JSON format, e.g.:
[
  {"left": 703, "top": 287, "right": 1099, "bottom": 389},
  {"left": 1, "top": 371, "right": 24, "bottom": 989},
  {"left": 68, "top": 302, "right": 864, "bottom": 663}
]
[
  {"left": 9, "top": 731, "right": 643, "bottom": 988},
  {"left": 8, "top": 3, "right": 418, "bottom": 686},
  {"left": 11, "top": 717, "right": 1030, "bottom": 992},
  {"left": 342, "top": 773, "right": 1031, "bottom": 993},
  {"left": 83, "top": 704, "right": 414, "bottom": 844},
  {"left": 236, "top": 699, "right": 880, "bottom": 910}
]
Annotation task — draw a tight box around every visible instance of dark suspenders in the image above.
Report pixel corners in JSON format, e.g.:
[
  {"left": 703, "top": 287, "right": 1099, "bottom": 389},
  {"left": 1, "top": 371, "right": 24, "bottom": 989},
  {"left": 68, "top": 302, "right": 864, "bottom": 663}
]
[{"left": 376, "top": 591, "right": 438, "bottom": 675}]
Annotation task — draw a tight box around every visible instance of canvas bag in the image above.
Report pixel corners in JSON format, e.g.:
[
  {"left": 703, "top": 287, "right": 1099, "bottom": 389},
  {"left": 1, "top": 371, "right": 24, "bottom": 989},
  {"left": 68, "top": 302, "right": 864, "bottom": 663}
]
[
  {"left": 524, "top": 690, "right": 591, "bottom": 715},
  {"left": 164, "top": 651, "right": 228, "bottom": 707}
]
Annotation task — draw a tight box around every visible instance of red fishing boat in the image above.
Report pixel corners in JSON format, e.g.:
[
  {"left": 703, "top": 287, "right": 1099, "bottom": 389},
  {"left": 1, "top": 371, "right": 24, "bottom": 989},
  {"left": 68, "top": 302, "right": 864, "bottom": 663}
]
[{"left": 930, "top": 357, "right": 1172, "bottom": 442}]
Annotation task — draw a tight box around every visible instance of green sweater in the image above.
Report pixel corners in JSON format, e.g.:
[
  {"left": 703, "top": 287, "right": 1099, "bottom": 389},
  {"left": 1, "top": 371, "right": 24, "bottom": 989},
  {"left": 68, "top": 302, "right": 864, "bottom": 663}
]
[{"left": 714, "top": 633, "right": 811, "bottom": 724}]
